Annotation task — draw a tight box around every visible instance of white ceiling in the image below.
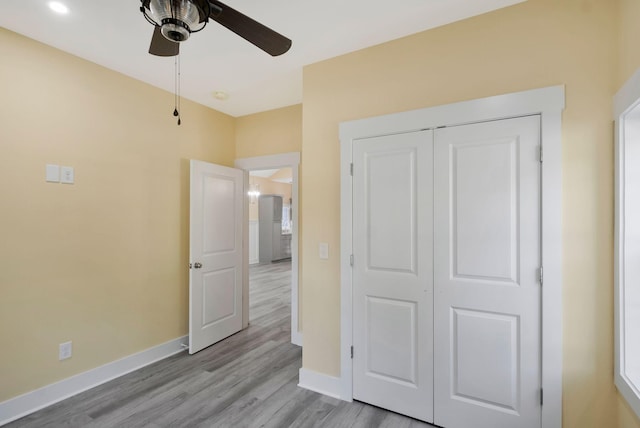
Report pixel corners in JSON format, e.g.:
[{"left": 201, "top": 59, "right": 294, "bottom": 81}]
[
  {"left": 250, "top": 169, "right": 279, "bottom": 178},
  {"left": 0, "top": 0, "right": 524, "bottom": 117},
  {"left": 250, "top": 169, "right": 292, "bottom": 184}
]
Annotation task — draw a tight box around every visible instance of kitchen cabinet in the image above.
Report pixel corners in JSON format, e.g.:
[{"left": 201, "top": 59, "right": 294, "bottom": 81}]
[{"left": 259, "top": 195, "right": 289, "bottom": 262}]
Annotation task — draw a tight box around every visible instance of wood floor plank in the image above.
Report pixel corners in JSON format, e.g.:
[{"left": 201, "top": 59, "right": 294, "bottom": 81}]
[
  {"left": 350, "top": 404, "right": 389, "bottom": 428},
  {"left": 224, "top": 373, "right": 304, "bottom": 428},
  {"left": 6, "top": 261, "right": 434, "bottom": 428},
  {"left": 261, "top": 389, "right": 321, "bottom": 428},
  {"left": 312, "top": 400, "right": 368, "bottom": 428},
  {"left": 285, "top": 395, "right": 339, "bottom": 428}
]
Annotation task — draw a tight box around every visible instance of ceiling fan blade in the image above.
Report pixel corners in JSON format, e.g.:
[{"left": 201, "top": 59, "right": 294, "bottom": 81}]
[
  {"left": 149, "top": 26, "right": 179, "bottom": 57},
  {"left": 209, "top": 0, "right": 292, "bottom": 56}
]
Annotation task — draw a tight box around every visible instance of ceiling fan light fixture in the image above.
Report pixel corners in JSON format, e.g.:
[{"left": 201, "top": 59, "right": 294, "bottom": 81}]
[
  {"left": 142, "top": 0, "right": 210, "bottom": 42},
  {"left": 160, "top": 18, "right": 191, "bottom": 42}
]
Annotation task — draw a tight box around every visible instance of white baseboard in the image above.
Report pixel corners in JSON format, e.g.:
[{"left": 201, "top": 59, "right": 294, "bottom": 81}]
[
  {"left": 291, "top": 331, "right": 303, "bottom": 347},
  {"left": 0, "top": 335, "right": 188, "bottom": 426},
  {"left": 298, "top": 368, "right": 342, "bottom": 400}
]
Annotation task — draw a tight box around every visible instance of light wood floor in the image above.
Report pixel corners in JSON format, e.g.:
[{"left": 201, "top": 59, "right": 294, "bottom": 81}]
[{"left": 7, "top": 261, "right": 433, "bottom": 428}]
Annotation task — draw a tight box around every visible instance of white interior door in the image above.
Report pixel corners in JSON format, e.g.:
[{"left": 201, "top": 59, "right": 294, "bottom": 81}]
[
  {"left": 352, "top": 130, "right": 434, "bottom": 423},
  {"left": 433, "top": 116, "right": 541, "bottom": 428},
  {"left": 189, "top": 160, "right": 244, "bottom": 354}
]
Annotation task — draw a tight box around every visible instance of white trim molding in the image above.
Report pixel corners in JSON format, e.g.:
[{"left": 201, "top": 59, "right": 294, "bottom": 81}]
[
  {"left": 298, "top": 368, "right": 342, "bottom": 400},
  {"left": 339, "top": 86, "right": 564, "bottom": 427},
  {"left": 0, "top": 336, "right": 187, "bottom": 426},
  {"left": 614, "top": 67, "right": 640, "bottom": 421},
  {"left": 235, "top": 152, "right": 303, "bottom": 347},
  {"left": 249, "top": 220, "right": 260, "bottom": 265}
]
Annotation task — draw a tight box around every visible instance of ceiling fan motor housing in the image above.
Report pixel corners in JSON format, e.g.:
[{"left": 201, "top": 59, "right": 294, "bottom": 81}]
[{"left": 141, "top": 0, "right": 210, "bottom": 42}]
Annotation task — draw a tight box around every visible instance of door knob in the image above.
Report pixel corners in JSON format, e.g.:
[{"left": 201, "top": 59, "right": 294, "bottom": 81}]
[{"left": 194, "top": 262, "right": 203, "bottom": 269}]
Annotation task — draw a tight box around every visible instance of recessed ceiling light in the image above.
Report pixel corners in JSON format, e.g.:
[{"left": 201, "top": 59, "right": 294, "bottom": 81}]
[
  {"left": 48, "top": 1, "right": 69, "bottom": 14},
  {"left": 213, "top": 91, "right": 229, "bottom": 101}
]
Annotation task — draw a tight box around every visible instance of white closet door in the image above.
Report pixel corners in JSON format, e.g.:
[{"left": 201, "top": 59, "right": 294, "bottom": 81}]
[
  {"left": 433, "top": 116, "right": 541, "bottom": 428},
  {"left": 352, "top": 130, "right": 434, "bottom": 423}
]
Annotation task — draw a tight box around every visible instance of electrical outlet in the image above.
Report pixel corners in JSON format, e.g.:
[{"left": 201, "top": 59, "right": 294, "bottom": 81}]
[{"left": 59, "top": 341, "right": 72, "bottom": 360}]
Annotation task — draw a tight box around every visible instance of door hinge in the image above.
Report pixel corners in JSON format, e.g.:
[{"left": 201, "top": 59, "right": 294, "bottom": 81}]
[
  {"left": 351, "top": 346, "right": 354, "bottom": 359},
  {"left": 539, "top": 266, "right": 544, "bottom": 285},
  {"left": 189, "top": 263, "right": 193, "bottom": 269},
  {"left": 350, "top": 254, "right": 354, "bottom": 267},
  {"left": 350, "top": 163, "right": 353, "bottom": 176},
  {"left": 540, "top": 388, "right": 543, "bottom": 406},
  {"left": 539, "top": 146, "right": 543, "bottom": 163}
]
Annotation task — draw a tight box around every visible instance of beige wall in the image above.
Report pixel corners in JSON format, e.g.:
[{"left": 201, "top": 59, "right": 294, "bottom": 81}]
[
  {"left": 0, "top": 28, "right": 235, "bottom": 401},
  {"left": 300, "top": 0, "right": 639, "bottom": 427},
  {"left": 235, "top": 104, "right": 302, "bottom": 159},
  {"left": 618, "top": 0, "right": 640, "bottom": 88}
]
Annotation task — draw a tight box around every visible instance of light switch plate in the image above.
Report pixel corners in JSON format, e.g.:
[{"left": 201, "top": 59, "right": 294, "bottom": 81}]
[
  {"left": 60, "top": 166, "right": 74, "bottom": 184},
  {"left": 46, "top": 164, "right": 60, "bottom": 183},
  {"left": 319, "top": 243, "right": 329, "bottom": 260}
]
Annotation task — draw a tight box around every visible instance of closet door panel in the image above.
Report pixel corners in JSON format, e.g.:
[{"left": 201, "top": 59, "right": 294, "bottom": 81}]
[
  {"left": 433, "top": 116, "right": 542, "bottom": 428},
  {"left": 352, "top": 130, "right": 434, "bottom": 423}
]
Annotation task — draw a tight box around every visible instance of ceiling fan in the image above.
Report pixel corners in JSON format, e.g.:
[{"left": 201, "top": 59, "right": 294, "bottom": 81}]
[{"left": 140, "top": 0, "right": 292, "bottom": 57}]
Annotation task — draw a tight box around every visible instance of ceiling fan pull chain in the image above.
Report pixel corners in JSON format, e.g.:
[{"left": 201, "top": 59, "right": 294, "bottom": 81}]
[
  {"left": 173, "top": 55, "right": 178, "bottom": 117},
  {"left": 173, "top": 53, "right": 182, "bottom": 125},
  {"left": 178, "top": 53, "right": 182, "bottom": 125}
]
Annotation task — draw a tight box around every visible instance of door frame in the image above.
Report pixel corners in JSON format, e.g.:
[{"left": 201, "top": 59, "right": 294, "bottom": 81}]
[
  {"left": 339, "top": 86, "right": 564, "bottom": 427},
  {"left": 235, "top": 152, "right": 302, "bottom": 346}
]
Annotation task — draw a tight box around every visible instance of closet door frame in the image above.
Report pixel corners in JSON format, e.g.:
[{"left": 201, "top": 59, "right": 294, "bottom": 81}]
[{"left": 339, "top": 85, "right": 564, "bottom": 428}]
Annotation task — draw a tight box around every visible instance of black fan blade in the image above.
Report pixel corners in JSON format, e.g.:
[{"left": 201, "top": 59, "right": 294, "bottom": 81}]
[
  {"left": 149, "top": 26, "right": 179, "bottom": 57},
  {"left": 209, "top": 1, "right": 292, "bottom": 56}
]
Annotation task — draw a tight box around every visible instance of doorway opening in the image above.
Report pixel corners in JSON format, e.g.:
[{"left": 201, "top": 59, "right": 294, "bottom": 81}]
[
  {"left": 248, "top": 168, "right": 293, "bottom": 334},
  {"left": 236, "top": 152, "right": 302, "bottom": 346}
]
